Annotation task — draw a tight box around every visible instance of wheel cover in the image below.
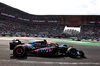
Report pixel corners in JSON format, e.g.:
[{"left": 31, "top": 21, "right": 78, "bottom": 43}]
[
  {"left": 16, "top": 48, "right": 23, "bottom": 54},
  {"left": 71, "top": 49, "right": 76, "bottom": 55}
]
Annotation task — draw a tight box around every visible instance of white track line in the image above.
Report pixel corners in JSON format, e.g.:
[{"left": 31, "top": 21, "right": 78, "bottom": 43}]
[{"left": 0, "top": 59, "right": 100, "bottom": 65}]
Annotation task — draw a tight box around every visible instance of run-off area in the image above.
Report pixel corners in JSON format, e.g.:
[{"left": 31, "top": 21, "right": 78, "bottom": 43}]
[{"left": 0, "top": 37, "right": 100, "bottom": 66}]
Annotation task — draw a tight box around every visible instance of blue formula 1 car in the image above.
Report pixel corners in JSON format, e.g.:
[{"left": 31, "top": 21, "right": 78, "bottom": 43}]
[{"left": 9, "top": 39, "right": 85, "bottom": 58}]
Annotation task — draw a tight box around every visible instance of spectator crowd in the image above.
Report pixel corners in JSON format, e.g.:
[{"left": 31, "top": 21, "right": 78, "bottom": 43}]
[
  {"left": 0, "top": 15, "right": 65, "bottom": 37},
  {"left": 80, "top": 24, "right": 100, "bottom": 39}
]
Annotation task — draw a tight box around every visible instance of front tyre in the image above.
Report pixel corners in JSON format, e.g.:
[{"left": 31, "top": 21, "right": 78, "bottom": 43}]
[
  {"left": 13, "top": 46, "right": 26, "bottom": 57},
  {"left": 68, "top": 48, "right": 77, "bottom": 58},
  {"left": 79, "top": 50, "right": 85, "bottom": 58}
]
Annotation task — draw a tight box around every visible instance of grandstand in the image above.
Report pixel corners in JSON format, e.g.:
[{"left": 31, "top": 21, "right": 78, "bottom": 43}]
[
  {"left": 0, "top": 2, "right": 65, "bottom": 37},
  {"left": 0, "top": 2, "right": 100, "bottom": 39},
  {"left": 80, "top": 24, "right": 100, "bottom": 39}
]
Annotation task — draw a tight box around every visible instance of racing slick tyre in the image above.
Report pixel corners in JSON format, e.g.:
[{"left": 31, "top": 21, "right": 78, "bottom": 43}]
[
  {"left": 79, "top": 50, "right": 85, "bottom": 58},
  {"left": 68, "top": 48, "right": 77, "bottom": 58},
  {"left": 13, "top": 46, "right": 26, "bottom": 57}
]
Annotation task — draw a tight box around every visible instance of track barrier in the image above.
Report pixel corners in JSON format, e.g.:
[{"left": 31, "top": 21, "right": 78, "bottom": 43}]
[
  {"left": 82, "top": 39, "right": 100, "bottom": 42},
  {"left": 0, "top": 34, "right": 62, "bottom": 39}
]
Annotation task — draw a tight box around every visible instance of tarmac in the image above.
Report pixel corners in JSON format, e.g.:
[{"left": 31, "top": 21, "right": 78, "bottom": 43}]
[{"left": 0, "top": 37, "right": 100, "bottom": 66}]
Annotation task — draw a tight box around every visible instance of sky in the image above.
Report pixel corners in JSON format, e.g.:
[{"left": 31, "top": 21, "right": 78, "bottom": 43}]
[
  {"left": 0, "top": 0, "right": 100, "bottom": 15},
  {"left": 0, "top": 0, "right": 99, "bottom": 32}
]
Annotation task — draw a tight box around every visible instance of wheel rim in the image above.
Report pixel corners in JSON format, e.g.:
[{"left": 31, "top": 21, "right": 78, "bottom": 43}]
[
  {"left": 16, "top": 48, "right": 23, "bottom": 54},
  {"left": 71, "top": 49, "right": 76, "bottom": 55}
]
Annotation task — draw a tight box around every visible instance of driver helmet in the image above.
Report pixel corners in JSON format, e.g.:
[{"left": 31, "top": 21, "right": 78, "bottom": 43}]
[{"left": 63, "top": 44, "right": 67, "bottom": 47}]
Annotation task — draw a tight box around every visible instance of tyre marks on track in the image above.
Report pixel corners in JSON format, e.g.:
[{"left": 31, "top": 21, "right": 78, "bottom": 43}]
[{"left": 0, "top": 59, "right": 100, "bottom": 65}]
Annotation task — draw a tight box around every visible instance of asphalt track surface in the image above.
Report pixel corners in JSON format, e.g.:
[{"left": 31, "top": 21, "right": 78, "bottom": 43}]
[{"left": 0, "top": 37, "right": 100, "bottom": 66}]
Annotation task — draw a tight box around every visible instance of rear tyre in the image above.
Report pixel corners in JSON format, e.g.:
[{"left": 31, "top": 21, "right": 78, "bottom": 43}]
[
  {"left": 13, "top": 46, "right": 26, "bottom": 57},
  {"left": 68, "top": 48, "right": 77, "bottom": 58}
]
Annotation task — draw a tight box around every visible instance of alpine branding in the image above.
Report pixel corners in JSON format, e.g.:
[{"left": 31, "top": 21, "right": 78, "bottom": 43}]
[{"left": 38, "top": 49, "right": 51, "bottom": 52}]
